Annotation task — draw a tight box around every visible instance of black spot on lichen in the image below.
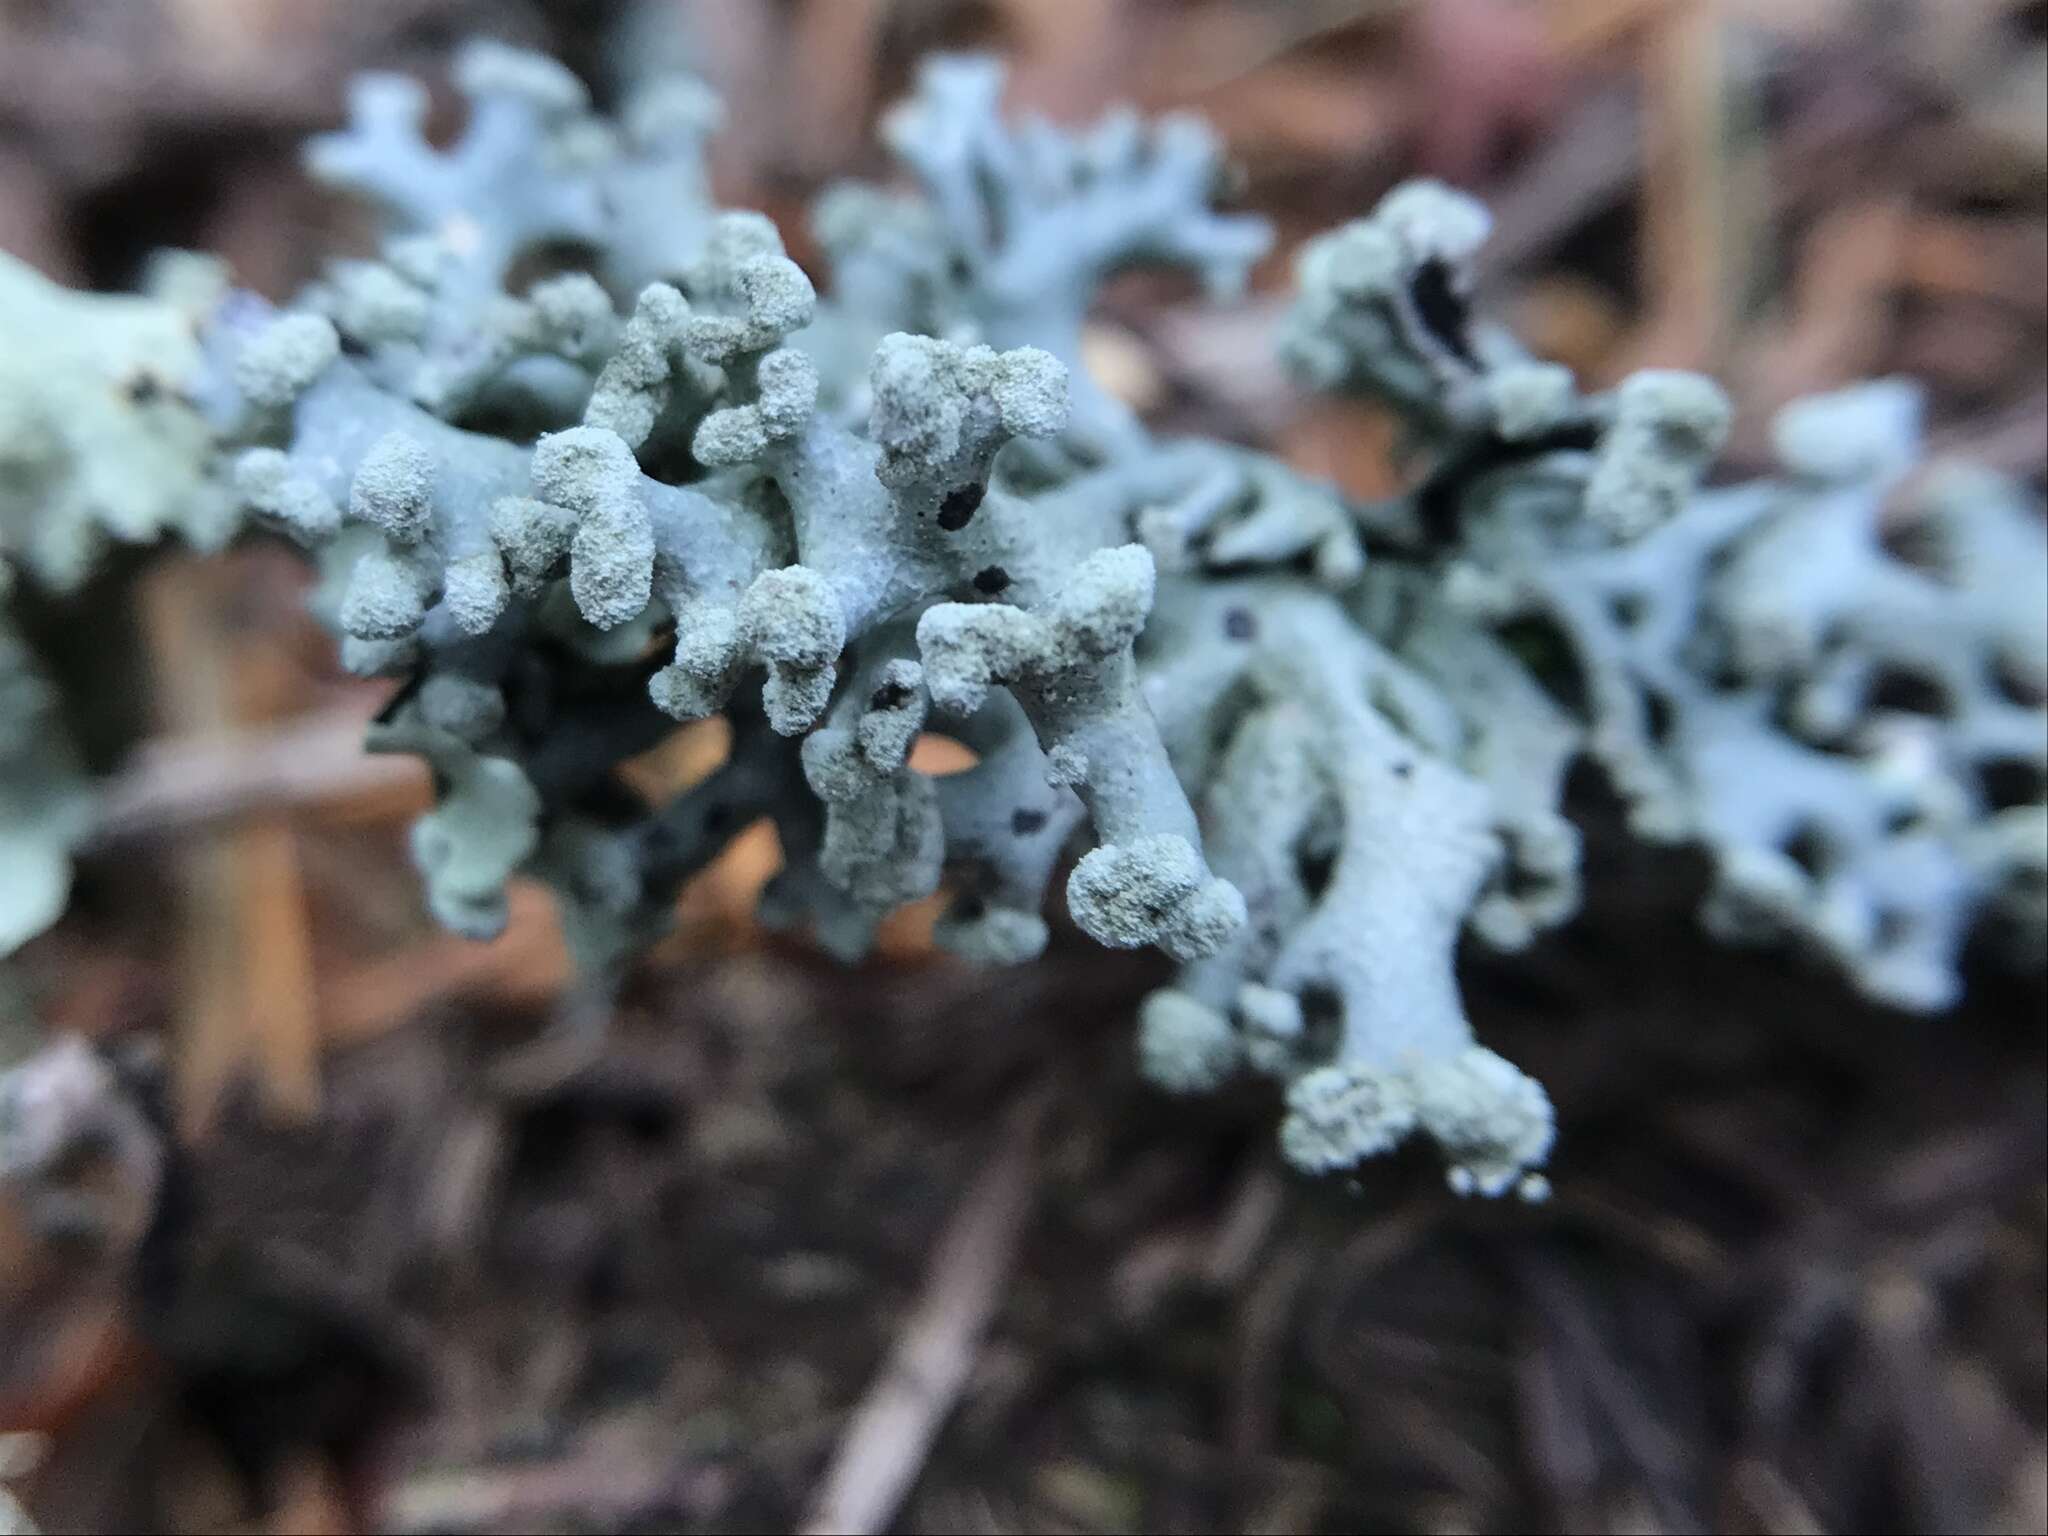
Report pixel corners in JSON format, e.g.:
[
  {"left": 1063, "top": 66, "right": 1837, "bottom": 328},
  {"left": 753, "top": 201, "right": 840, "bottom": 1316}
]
[
  {"left": 1011, "top": 807, "right": 1046, "bottom": 836},
  {"left": 869, "top": 681, "right": 912, "bottom": 712},
  {"left": 1644, "top": 689, "right": 1676, "bottom": 747},
  {"left": 1782, "top": 822, "right": 1828, "bottom": 879},
  {"left": 1413, "top": 422, "right": 1600, "bottom": 547},
  {"left": 1392, "top": 760, "right": 1413, "bottom": 779},
  {"left": 1296, "top": 843, "right": 1335, "bottom": 899},
  {"left": 1980, "top": 758, "right": 2042, "bottom": 813},
  {"left": 1868, "top": 667, "right": 1950, "bottom": 718},
  {"left": 1410, "top": 257, "right": 1479, "bottom": 368},
  {"left": 973, "top": 566, "right": 1011, "bottom": 595},
  {"left": 1502, "top": 839, "right": 1553, "bottom": 899},
  {"left": 1223, "top": 607, "right": 1257, "bottom": 641},
  {"left": 938, "top": 483, "right": 985, "bottom": 531}
]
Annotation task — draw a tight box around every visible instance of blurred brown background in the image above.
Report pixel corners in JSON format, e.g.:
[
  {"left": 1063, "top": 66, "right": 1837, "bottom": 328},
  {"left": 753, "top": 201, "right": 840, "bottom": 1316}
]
[{"left": 2, "top": 3, "right": 2043, "bottom": 1533}]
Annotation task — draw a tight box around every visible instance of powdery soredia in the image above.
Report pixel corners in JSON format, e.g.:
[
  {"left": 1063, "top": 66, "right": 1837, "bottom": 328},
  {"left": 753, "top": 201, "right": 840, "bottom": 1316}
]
[{"left": 6, "top": 43, "right": 2040, "bottom": 1199}]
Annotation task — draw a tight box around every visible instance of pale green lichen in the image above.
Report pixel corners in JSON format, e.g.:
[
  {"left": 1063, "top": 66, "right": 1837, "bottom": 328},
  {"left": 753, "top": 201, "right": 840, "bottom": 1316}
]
[
  {"left": 195, "top": 46, "right": 2037, "bottom": 1196},
  {"left": 0, "top": 617, "right": 93, "bottom": 957},
  {"left": 234, "top": 313, "right": 341, "bottom": 413},
  {"left": 1, "top": 252, "right": 233, "bottom": 590},
  {"left": 1137, "top": 989, "right": 1243, "bottom": 1094},
  {"left": 1, "top": 254, "right": 238, "bottom": 961},
  {"left": 4, "top": 42, "right": 2038, "bottom": 1204}
]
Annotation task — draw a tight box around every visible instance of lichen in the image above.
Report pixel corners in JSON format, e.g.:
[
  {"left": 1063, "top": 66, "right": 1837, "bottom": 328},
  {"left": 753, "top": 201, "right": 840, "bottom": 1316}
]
[
  {"left": 4, "top": 44, "right": 2039, "bottom": 1201},
  {"left": 1, "top": 251, "right": 233, "bottom": 590},
  {"left": 0, "top": 607, "right": 93, "bottom": 956},
  {"left": 1440, "top": 376, "right": 2046, "bottom": 1011},
  {"left": 204, "top": 50, "right": 2042, "bottom": 1193},
  {"left": 1, "top": 252, "right": 236, "bottom": 958}
]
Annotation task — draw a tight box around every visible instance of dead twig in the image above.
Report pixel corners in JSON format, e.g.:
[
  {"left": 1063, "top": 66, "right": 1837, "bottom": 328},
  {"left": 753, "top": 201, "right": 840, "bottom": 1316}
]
[
  {"left": 87, "top": 701, "right": 421, "bottom": 851},
  {"left": 799, "top": 1085, "right": 1050, "bottom": 1536},
  {"left": 1227, "top": 1244, "right": 1315, "bottom": 1464},
  {"left": 1635, "top": 0, "right": 1735, "bottom": 371},
  {"left": 318, "top": 881, "right": 569, "bottom": 1051},
  {"left": 1201, "top": 1159, "right": 1288, "bottom": 1292}
]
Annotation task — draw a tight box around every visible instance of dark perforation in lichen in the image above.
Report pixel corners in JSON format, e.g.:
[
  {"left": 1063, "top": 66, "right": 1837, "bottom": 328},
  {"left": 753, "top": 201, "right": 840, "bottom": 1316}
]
[
  {"left": 1768, "top": 674, "right": 1832, "bottom": 746},
  {"left": 637, "top": 398, "right": 723, "bottom": 486},
  {"left": 503, "top": 239, "right": 606, "bottom": 297},
  {"left": 1696, "top": 628, "right": 1753, "bottom": 692},
  {"left": 1883, "top": 803, "right": 1926, "bottom": 836},
  {"left": 1879, "top": 512, "right": 1960, "bottom": 585},
  {"left": 1413, "top": 421, "right": 1601, "bottom": 546},
  {"left": 1010, "top": 807, "right": 1047, "bottom": 837},
  {"left": 1989, "top": 653, "right": 2047, "bottom": 708},
  {"left": 454, "top": 389, "right": 575, "bottom": 445},
  {"left": 937, "top": 482, "right": 986, "bottom": 530},
  {"left": 1643, "top": 689, "right": 1676, "bottom": 748},
  {"left": 1501, "top": 840, "right": 1554, "bottom": 902},
  {"left": 1294, "top": 824, "right": 1337, "bottom": 901},
  {"left": 1223, "top": 607, "right": 1257, "bottom": 641},
  {"left": 869, "top": 680, "right": 913, "bottom": 712},
  {"left": 1867, "top": 667, "right": 1953, "bottom": 718},
  {"left": 1608, "top": 592, "right": 1647, "bottom": 629},
  {"left": 972, "top": 566, "right": 1010, "bottom": 595},
  {"left": 1295, "top": 984, "right": 1345, "bottom": 1066},
  {"left": 1980, "top": 758, "right": 2046, "bottom": 813},
  {"left": 1497, "top": 616, "right": 1590, "bottom": 718},
  {"left": 1782, "top": 822, "right": 1832, "bottom": 880},
  {"left": 1408, "top": 257, "right": 1480, "bottom": 368}
]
